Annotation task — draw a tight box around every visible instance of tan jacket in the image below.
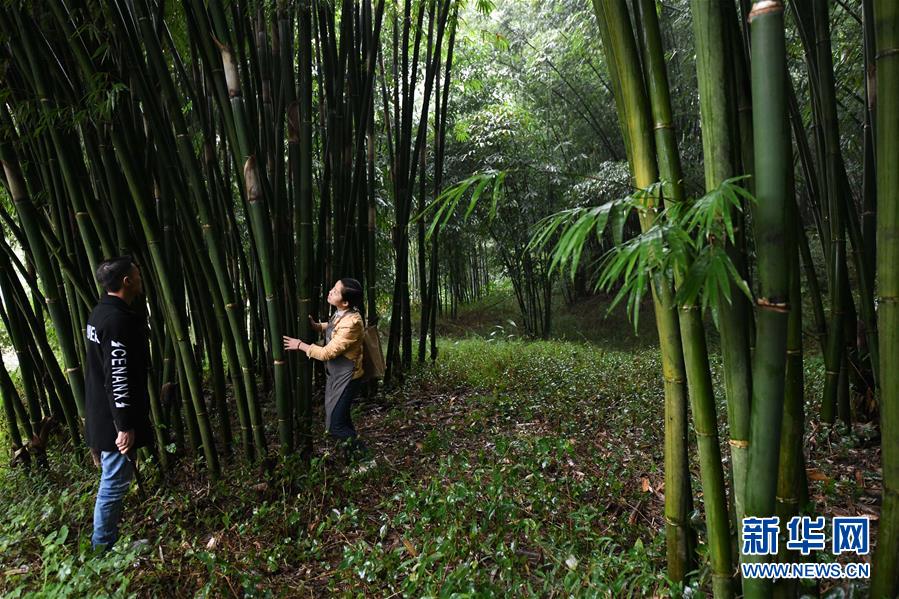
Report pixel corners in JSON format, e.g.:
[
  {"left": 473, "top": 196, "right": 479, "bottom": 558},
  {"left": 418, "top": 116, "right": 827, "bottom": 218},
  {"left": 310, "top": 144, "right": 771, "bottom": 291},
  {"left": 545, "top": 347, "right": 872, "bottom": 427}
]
[{"left": 305, "top": 311, "right": 364, "bottom": 379}]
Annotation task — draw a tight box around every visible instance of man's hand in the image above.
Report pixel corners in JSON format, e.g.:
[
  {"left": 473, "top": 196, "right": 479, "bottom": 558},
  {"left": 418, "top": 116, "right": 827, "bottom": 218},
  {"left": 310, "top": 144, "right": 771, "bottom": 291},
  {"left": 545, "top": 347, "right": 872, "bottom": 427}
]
[{"left": 116, "top": 429, "right": 135, "bottom": 454}]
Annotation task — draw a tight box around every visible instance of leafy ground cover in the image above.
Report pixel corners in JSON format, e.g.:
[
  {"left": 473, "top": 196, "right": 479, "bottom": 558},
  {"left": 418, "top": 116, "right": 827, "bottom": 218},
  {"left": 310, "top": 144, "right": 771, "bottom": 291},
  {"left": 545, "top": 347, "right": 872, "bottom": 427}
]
[{"left": 0, "top": 294, "right": 881, "bottom": 597}]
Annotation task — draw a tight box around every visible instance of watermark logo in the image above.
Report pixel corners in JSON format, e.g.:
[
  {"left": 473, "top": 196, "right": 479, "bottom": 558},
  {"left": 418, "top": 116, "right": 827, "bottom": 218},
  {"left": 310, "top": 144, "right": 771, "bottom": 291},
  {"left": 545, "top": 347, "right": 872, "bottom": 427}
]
[
  {"left": 742, "top": 516, "right": 780, "bottom": 556},
  {"left": 740, "top": 516, "right": 870, "bottom": 579},
  {"left": 786, "top": 516, "right": 826, "bottom": 556},
  {"left": 832, "top": 517, "right": 869, "bottom": 555}
]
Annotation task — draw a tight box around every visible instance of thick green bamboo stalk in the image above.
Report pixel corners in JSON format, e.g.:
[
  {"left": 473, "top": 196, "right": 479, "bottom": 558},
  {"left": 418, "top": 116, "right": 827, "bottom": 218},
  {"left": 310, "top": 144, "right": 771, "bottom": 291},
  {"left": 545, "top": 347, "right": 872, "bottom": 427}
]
[
  {"left": 594, "top": 0, "right": 735, "bottom": 591},
  {"left": 744, "top": 2, "right": 791, "bottom": 597},
  {"left": 691, "top": 0, "right": 754, "bottom": 549},
  {"left": 631, "top": 0, "right": 696, "bottom": 581},
  {"left": 871, "top": 1, "right": 899, "bottom": 595}
]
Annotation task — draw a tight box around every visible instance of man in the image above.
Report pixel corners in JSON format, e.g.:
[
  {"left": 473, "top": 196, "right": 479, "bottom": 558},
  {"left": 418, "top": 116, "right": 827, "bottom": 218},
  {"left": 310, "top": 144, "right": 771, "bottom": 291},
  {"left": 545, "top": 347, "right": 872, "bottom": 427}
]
[{"left": 85, "top": 256, "right": 152, "bottom": 550}]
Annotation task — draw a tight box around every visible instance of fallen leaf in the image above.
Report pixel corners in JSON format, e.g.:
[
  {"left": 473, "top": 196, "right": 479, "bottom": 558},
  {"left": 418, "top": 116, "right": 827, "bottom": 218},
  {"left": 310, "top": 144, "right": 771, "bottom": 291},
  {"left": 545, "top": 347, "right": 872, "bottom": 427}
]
[
  {"left": 641, "top": 478, "right": 653, "bottom": 493},
  {"left": 402, "top": 538, "right": 418, "bottom": 557},
  {"left": 206, "top": 536, "right": 217, "bottom": 550},
  {"left": 807, "top": 469, "right": 830, "bottom": 482}
]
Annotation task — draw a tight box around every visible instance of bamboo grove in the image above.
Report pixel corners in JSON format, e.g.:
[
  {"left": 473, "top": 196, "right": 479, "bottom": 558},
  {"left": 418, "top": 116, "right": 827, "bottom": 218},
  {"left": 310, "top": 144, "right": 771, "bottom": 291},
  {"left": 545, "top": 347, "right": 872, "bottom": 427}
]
[
  {"left": 0, "top": 0, "right": 466, "bottom": 476},
  {"left": 430, "top": 0, "right": 896, "bottom": 595},
  {"left": 1, "top": 0, "right": 897, "bottom": 596},
  {"left": 575, "top": 0, "right": 897, "bottom": 596}
]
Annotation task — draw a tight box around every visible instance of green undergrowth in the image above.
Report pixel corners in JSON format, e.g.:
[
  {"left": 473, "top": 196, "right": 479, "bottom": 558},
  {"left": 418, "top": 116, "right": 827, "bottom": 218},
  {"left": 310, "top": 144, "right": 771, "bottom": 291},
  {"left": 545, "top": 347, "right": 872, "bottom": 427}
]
[
  {"left": 0, "top": 334, "right": 689, "bottom": 597},
  {"left": 0, "top": 297, "right": 857, "bottom": 597}
]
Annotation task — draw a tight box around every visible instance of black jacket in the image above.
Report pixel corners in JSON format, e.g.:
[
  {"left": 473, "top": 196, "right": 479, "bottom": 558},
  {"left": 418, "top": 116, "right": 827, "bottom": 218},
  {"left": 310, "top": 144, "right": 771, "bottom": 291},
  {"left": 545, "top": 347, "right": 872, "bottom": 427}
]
[{"left": 84, "top": 295, "right": 153, "bottom": 452}]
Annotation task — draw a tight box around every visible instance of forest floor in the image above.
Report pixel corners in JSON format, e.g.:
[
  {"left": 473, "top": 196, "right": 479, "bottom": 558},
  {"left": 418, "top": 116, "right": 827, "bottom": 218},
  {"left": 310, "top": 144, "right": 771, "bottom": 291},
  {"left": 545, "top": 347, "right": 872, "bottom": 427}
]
[{"left": 0, "top": 292, "right": 882, "bottom": 597}]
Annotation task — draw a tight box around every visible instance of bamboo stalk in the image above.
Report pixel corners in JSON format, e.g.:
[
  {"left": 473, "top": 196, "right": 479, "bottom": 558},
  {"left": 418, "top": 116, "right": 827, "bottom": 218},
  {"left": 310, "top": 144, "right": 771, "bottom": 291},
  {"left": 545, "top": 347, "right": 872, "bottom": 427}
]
[
  {"left": 871, "top": 1, "right": 899, "bottom": 594},
  {"left": 743, "top": 2, "right": 792, "bottom": 596},
  {"left": 110, "top": 124, "right": 221, "bottom": 477},
  {"left": 773, "top": 173, "right": 806, "bottom": 599},
  {"left": 691, "top": 0, "right": 754, "bottom": 562},
  {"left": 595, "top": 0, "right": 732, "bottom": 590},
  {"left": 1, "top": 151, "right": 86, "bottom": 422},
  {"left": 632, "top": 0, "right": 698, "bottom": 582}
]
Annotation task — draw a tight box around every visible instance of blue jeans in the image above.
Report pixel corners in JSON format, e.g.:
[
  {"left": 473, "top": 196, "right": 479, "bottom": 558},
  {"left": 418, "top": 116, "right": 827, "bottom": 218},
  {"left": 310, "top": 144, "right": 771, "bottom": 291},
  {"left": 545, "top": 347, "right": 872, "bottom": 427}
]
[{"left": 92, "top": 451, "right": 134, "bottom": 550}]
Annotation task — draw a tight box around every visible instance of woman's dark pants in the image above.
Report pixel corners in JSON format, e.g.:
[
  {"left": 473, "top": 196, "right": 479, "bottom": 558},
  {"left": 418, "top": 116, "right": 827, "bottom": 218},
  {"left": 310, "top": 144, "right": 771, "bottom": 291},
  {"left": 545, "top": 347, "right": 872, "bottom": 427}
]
[{"left": 329, "top": 378, "right": 366, "bottom": 460}]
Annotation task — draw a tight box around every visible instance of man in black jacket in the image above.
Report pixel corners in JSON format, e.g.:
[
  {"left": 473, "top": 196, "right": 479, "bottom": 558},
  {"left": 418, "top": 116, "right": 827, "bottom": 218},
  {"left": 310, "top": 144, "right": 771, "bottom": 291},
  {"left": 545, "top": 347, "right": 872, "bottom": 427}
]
[{"left": 85, "top": 256, "right": 152, "bottom": 550}]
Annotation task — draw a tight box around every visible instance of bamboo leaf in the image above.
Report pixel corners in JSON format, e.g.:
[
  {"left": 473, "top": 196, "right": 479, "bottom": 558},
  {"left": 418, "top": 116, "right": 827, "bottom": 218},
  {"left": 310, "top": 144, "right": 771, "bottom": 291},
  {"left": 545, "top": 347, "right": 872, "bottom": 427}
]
[{"left": 463, "top": 176, "right": 492, "bottom": 220}]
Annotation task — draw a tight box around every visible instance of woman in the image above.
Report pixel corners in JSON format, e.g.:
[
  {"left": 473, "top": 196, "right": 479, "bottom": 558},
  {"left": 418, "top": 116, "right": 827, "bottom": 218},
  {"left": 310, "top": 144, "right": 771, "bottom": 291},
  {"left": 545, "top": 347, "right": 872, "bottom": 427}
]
[{"left": 283, "top": 278, "right": 366, "bottom": 458}]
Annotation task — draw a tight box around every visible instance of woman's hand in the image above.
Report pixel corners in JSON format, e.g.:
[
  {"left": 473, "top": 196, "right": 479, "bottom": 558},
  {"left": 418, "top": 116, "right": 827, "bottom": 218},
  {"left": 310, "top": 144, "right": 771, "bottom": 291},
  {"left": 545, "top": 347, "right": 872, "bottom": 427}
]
[
  {"left": 308, "top": 314, "right": 320, "bottom": 332},
  {"left": 282, "top": 336, "right": 309, "bottom": 352}
]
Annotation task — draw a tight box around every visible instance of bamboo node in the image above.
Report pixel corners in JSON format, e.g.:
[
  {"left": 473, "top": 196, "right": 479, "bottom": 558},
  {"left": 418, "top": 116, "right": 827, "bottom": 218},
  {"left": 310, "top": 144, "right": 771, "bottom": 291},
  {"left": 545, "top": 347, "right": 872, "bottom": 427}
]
[
  {"left": 65, "top": 367, "right": 81, "bottom": 374},
  {"left": 729, "top": 439, "right": 749, "bottom": 449},
  {"left": 274, "top": 360, "right": 286, "bottom": 365},
  {"left": 775, "top": 495, "right": 798, "bottom": 505},
  {"left": 653, "top": 122, "right": 673, "bottom": 132},
  {"left": 202, "top": 224, "right": 213, "bottom": 230},
  {"left": 825, "top": 370, "right": 840, "bottom": 376},
  {"left": 748, "top": 0, "right": 783, "bottom": 21},
  {"left": 694, "top": 430, "right": 717, "bottom": 438},
  {"left": 756, "top": 297, "right": 789, "bottom": 313},
  {"left": 75, "top": 212, "right": 88, "bottom": 217},
  {"left": 225, "top": 303, "right": 237, "bottom": 309},
  {"left": 786, "top": 348, "right": 802, "bottom": 356},
  {"left": 878, "top": 296, "right": 899, "bottom": 305}
]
